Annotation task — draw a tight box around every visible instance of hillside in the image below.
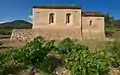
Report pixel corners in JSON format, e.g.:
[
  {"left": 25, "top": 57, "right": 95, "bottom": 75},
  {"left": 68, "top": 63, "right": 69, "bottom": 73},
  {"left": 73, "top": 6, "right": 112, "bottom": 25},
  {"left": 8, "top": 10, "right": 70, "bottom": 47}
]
[
  {"left": 0, "top": 20, "right": 32, "bottom": 29},
  {"left": 0, "top": 20, "right": 32, "bottom": 35}
]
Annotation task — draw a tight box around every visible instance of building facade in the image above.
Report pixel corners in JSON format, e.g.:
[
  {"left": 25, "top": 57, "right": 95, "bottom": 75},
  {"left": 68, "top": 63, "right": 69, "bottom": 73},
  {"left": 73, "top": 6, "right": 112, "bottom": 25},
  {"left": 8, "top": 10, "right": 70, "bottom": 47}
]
[{"left": 32, "top": 5, "right": 105, "bottom": 40}]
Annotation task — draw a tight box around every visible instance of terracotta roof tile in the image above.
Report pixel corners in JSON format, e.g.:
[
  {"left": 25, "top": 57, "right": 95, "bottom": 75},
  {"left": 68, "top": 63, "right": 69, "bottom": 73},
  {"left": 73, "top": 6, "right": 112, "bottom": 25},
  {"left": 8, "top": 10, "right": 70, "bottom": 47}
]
[
  {"left": 82, "top": 10, "right": 104, "bottom": 17},
  {"left": 33, "top": 5, "right": 81, "bottom": 9}
]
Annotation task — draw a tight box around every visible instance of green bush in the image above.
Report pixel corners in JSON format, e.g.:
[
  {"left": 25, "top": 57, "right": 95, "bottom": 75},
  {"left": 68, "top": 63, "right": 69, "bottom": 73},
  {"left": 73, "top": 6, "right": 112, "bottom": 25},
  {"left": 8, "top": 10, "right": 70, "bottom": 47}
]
[
  {"left": 57, "top": 38, "right": 75, "bottom": 54},
  {"left": 0, "top": 41, "right": 4, "bottom": 46},
  {"left": 0, "top": 36, "right": 111, "bottom": 75},
  {"left": 105, "top": 39, "right": 120, "bottom": 68},
  {"left": 0, "top": 36, "right": 56, "bottom": 74},
  {"left": 62, "top": 43, "right": 109, "bottom": 75},
  {"left": 0, "top": 29, "right": 12, "bottom": 35},
  {"left": 105, "top": 28, "right": 114, "bottom": 37}
]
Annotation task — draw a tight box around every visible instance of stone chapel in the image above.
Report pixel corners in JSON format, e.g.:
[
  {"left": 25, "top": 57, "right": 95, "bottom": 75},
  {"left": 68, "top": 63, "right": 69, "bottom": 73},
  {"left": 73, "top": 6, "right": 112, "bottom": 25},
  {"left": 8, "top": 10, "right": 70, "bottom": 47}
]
[
  {"left": 32, "top": 5, "right": 105, "bottom": 40},
  {"left": 10, "top": 5, "right": 105, "bottom": 41}
]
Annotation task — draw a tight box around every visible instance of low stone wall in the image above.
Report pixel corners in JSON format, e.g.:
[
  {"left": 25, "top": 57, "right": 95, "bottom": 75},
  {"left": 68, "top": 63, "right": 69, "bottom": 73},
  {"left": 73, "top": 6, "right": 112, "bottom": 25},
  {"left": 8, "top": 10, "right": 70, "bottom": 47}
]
[
  {"left": 10, "top": 26, "right": 82, "bottom": 42},
  {"left": 10, "top": 29, "right": 35, "bottom": 42},
  {"left": 10, "top": 26, "right": 105, "bottom": 42}
]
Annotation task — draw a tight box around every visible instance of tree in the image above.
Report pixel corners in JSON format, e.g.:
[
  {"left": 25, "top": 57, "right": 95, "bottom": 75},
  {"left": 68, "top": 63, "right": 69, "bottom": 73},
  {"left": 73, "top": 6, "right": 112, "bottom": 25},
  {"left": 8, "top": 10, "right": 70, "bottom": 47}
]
[{"left": 105, "top": 12, "right": 115, "bottom": 37}]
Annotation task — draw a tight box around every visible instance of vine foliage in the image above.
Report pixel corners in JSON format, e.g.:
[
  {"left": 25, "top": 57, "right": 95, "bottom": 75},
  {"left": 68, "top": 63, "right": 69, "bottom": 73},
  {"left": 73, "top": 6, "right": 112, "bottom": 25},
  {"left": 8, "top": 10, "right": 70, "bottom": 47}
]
[{"left": 0, "top": 36, "right": 111, "bottom": 75}]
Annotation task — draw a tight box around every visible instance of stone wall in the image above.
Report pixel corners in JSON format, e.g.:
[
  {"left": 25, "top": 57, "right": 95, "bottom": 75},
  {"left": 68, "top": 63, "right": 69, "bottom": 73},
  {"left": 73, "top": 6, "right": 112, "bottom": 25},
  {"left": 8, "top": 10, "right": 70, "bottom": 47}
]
[
  {"left": 82, "top": 16, "right": 105, "bottom": 40},
  {"left": 33, "top": 8, "right": 81, "bottom": 28},
  {"left": 10, "top": 26, "right": 82, "bottom": 41},
  {"left": 10, "top": 24, "right": 105, "bottom": 42},
  {"left": 10, "top": 29, "right": 35, "bottom": 42}
]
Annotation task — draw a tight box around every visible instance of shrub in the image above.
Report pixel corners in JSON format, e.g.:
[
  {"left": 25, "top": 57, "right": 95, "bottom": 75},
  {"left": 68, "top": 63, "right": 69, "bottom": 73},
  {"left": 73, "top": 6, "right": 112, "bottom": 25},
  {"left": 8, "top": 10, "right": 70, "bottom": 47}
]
[
  {"left": 0, "top": 29, "right": 12, "bottom": 35},
  {"left": 105, "top": 28, "right": 114, "bottom": 37},
  {"left": 0, "top": 41, "right": 4, "bottom": 46},
  {"left": 0, "top": 36, "right": 111, "bottom": 75},
  {"left": 63, "top": 43, "right": 109, "bottom": 75},
  {"left": 105, "top": 39, "right": 120, "bottom": 68},
  {"left": 57, "top": 38, "right": 75, "bottom": 54},
  {"left": 0, "top": 36, "right": 56, "bottom": 74}
]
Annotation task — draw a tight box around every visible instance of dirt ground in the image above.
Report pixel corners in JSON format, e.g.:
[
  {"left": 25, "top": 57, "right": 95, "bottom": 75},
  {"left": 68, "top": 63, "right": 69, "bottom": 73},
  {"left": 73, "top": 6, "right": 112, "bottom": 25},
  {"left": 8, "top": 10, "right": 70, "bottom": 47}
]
[{"left": 0, "top": 37, "right": 26, "bottom": 53}]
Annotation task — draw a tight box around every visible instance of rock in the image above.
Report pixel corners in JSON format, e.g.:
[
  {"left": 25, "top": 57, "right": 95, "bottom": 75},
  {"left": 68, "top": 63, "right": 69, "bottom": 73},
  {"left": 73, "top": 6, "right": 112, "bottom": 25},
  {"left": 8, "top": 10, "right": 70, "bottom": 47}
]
[{"left": 54, "top": 67, "right": 70, "bottom": 75}]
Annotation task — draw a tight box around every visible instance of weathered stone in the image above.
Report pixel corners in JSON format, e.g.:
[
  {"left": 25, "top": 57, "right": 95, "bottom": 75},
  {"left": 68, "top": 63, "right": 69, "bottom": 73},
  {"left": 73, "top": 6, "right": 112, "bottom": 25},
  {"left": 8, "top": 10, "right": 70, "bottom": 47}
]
[{"left": 54, "top": 67, "right": 70, "bottom": 75}]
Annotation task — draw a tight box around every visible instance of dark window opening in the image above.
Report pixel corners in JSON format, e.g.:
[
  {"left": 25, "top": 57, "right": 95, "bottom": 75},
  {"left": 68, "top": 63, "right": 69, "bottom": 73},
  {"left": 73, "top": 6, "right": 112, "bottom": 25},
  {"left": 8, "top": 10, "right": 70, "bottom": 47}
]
[
  {"left": 49, "top": 13, "right": 54, "bottom": 24},
  {"left": 90, "top": 20, "right": 92, "bottom": 26},
  {"left": 66, "top": 13, "right": 71, "bottom": 24}
]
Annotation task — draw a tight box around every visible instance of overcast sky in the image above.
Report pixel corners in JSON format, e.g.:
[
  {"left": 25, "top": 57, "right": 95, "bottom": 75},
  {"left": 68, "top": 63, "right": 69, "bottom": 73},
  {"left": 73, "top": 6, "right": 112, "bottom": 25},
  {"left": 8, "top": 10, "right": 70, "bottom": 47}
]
[{"left": 0, "top": 0, "right": 120, "bottom": 22}]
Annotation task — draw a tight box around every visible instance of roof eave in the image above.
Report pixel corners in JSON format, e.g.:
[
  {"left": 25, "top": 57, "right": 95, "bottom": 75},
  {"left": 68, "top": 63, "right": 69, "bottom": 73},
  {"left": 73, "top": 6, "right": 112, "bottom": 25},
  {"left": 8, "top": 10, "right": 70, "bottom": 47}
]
[
  {"left": 33, "top": 6, "right": 81, "bottom": 9},
  {"left": 82, "top": 15, "right": 105, "bottom": 17}
]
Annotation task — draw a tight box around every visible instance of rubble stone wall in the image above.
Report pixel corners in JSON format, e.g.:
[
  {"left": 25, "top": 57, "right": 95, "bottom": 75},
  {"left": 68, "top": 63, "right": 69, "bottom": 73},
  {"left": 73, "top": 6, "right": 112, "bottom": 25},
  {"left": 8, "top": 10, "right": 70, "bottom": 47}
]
[{"left": 10, "top": 26, "right": 82, "bottom": 41}]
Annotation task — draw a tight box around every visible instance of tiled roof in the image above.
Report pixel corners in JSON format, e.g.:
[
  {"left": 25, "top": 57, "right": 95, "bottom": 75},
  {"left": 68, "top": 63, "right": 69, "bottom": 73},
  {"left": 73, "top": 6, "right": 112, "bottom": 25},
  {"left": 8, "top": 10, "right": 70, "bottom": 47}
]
[
  {"left": 82, "top": 10, "right": 104, "bottom": 17},
  {"left": 33, "top": 5, "right": 81, "bottom": 9}
]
